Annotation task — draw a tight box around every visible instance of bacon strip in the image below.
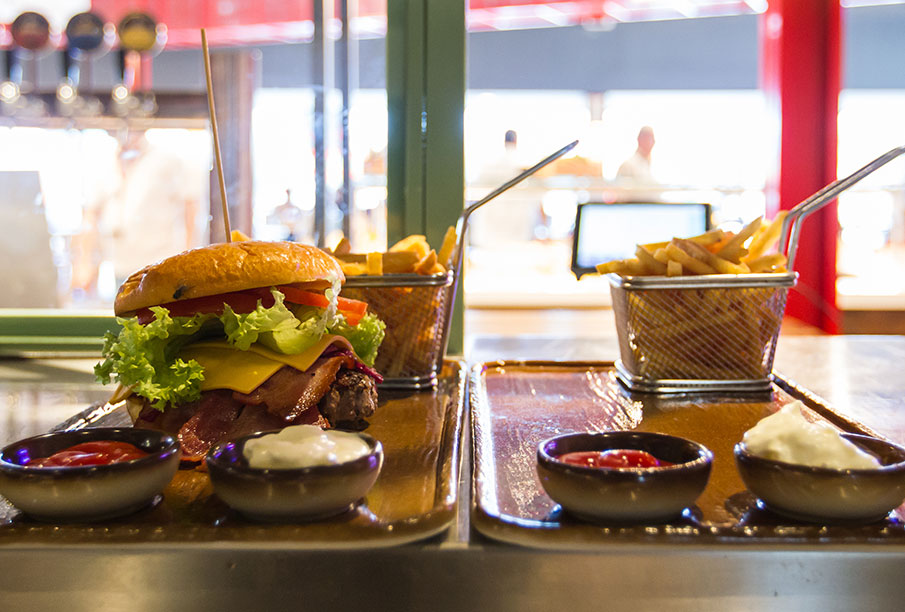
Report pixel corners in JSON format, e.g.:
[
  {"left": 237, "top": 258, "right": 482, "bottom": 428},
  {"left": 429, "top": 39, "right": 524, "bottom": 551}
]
[
  {"left": 177, "top": 390, "right": 243, "bottom": 461},
  {"left": 224, "top": 403, "right": 328, "bottom": 439},
  {"left": 232, "top": 355, "right": 355, "bottom": 423},
  {"left": 135, "top": 400, "right": 198, "bottom": 436},
  {"left": 134, "top": 355, "right": 360, "bottom": 461},
  {"left": 168, "top": 399, "right": 328, "bottom": 462}
]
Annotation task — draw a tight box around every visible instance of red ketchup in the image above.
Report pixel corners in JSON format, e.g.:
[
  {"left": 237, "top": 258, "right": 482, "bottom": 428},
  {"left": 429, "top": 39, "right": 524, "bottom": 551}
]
[
  {"left": 27, "top": 441, "right": 149, "bottom": 467},
  {"left": 558, "top": 449, "right": 673, "bottom": 469}
]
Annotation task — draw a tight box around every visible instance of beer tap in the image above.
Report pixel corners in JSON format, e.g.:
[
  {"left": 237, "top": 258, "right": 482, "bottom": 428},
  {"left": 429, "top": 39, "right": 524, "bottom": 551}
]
[
  {"left": 57, "top": 12, "right": 108, "bottom": 117},
  {"left": 2, "top": 12, "right": 51, "bottom": 117},
  {"left": 112, "top": 12, "right": 164, "bottom": 118}
]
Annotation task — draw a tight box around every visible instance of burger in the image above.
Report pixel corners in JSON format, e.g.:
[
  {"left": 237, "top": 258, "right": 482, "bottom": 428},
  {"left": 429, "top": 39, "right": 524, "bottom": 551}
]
[{"left": 94, "top": 240, "right": 386, "bottom": 461}]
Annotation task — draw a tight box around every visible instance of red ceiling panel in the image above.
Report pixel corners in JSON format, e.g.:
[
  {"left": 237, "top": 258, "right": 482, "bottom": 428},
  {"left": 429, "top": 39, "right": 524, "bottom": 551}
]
[{"left": 3, "top": 1, "right": 762, "bottom": 48}]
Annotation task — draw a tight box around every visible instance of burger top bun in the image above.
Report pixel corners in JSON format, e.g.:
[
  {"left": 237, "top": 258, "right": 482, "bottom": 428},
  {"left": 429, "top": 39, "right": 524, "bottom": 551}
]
[{"left": 114, "top": 241, "right": 345, "bottom": 315}]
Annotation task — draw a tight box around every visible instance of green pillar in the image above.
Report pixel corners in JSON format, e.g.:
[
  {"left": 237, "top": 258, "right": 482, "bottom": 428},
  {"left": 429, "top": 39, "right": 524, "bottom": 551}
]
[{"left": 387, "top": 0, "right": 466, "bottom": 355}]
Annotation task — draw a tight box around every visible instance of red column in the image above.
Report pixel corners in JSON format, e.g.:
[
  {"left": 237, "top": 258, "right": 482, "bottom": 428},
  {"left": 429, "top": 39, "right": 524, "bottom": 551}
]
[{"left": 761, "top": 0, "right": 842, "bottom": 333}]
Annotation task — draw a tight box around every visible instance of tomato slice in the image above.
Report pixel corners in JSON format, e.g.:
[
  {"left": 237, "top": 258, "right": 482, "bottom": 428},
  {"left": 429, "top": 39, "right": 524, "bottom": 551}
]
[
  {"left": 135, "top": 286, "right": 369, "bottom": 326},
  {"left": 135, "top": 289, "right": 273, "bottom": 324},
  {"left": 277, "top": 286, "right": 330, "bottom": 309},
  {"left": 343, "top": 312, "right": 364, "bottom": 326},
  {"left": 277, "top": 286, "right": 368, "bottom": 316},
  {"left": 338, "top": 297, "right": 368, "bottom": 316}
]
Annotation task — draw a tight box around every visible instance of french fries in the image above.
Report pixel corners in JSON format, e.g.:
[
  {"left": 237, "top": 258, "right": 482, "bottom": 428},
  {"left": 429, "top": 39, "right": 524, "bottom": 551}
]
[
  {"left": 389, "top": 234, "right": 430, "bottom": 259},
  {"left": 746, "top": 253, "right": 787, "bottom": 273},
  {"left": 340, "top": 262, "right": 368, "bottom": 276},
  {"left": 594, "top": 213, "right": 789, "bottom": 278},
  {"left": 332, "top": 227, "right": 456, "bottom": 276},
  {"left": 716, "top": 217, "right": 760, "bottom": 263},
  {"left": 744, "top": 211, "right": 787, "bottom": 262},
  {"left": 335, "top": 251, "right": 419, "bottom": 273},
  {"left": 664, "top": 242, "right": 719, "bottom": 276},
  {"left": 437, "top": 226, "right": 457, "bottom": 268},
  {"left": 366, "top": 252, "right": 383, "bottom": 276},
  {"left": 595, "top": 258, "right": 647, "bottom": 276},
  {"left": 414, "top": 249, "right": 438, "bottom": 275},
  {"left": 641, "top": 228, "right": 725, "bottom": 253},
  {"left": 333, "top": 237, "right": 352, "bottom": 256},
  {"left": 673, "top": 238, "right": 749, "bottom": 275},
  {"left": 634, "top": 245, "right": 668, "bottom": 276}
]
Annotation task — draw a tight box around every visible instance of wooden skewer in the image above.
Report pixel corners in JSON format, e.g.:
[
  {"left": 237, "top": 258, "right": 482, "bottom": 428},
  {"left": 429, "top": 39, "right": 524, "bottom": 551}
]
[{"left": 201, "top": 28, "right": 231, "bottom": 242}]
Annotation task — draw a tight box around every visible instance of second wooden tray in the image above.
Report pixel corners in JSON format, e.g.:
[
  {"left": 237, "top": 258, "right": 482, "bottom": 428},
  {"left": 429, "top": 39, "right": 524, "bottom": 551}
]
[{"left": 471, "top": 361, "right": 905, "bottom": 549}]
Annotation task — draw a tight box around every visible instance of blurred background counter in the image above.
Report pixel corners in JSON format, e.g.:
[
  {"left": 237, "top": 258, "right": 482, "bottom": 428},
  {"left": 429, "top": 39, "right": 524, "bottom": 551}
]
[{"left": 1, "top": 1, "right": 905, "bottom": 342}]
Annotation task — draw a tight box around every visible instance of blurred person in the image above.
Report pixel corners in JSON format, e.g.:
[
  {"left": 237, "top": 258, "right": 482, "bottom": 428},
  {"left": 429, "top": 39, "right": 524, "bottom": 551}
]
[
  {"left": 470, "top": 129, "right": 538, "bottom": 247},
  {"left": 503, "top": 129, "right": 517, "bottom": 154},
  {"left": 267, "top": 188, "right": 311, "bottom": 242},
  {"left": 616, "top": 126, "right": 657, "bottom": 185},
  {"left": 0, "top": 171, "right": 57, "bottom": 307},
  {"left": 102, "top": 130, "right": 205, "bottom": 284},
  {"left": 476, "top": 130, "right": 521, "bottom": 184}
]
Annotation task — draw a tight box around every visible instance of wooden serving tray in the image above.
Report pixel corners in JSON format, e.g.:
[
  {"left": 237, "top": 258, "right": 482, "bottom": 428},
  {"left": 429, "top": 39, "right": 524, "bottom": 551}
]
[
  {"left": 471, "top": 361, "right": 905, "bottom": 549},
  {"left": 0, "top": 360, "right": 465, "bottom": 549}
]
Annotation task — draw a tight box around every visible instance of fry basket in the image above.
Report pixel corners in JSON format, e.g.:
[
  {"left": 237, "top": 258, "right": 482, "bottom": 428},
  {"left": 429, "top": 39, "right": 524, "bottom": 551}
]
[
  {"left": 609, "top": 273, "right": 795, "bottom": 393},
  {"left": 342, "top": 271, "right": 455, "bottom": 389},
  {"left": 609, "top": 144, "right": 905, "bottom": 394}
]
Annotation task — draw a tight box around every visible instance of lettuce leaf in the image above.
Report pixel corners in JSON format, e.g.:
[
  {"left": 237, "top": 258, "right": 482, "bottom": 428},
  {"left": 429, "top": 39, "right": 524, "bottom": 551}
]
[
  {"left": 256, "top": 306, "right": 328, "bottom": 356},
  {"left": 95, "top": 288, "right": 386, "bottom": 410},
  {"left": 94, "top": 309, "right": 215, "bottom": 411},
  {"left": 220, "top": 290, "right": 303, "bottom": 351},
  {"left": 328, "top": 312, "right": 385, "bottom": 368},
  {"left": 226, "top": 289, "right": 386, "bottom": 366}
]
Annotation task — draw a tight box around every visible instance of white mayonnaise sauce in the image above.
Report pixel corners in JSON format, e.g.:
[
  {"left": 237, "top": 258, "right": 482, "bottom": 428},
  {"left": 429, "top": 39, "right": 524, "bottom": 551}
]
[
  {"left": 243, "top": 425, "right": 370, "bottom": 469},
  {"left": 742, "top": 401, "right": 881, "bottom": 470}
]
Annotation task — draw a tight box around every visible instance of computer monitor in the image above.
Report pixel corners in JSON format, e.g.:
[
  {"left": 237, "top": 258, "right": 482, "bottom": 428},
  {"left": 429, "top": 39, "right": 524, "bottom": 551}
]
[{"left": 571, "top": 202, "right": 711, "bottom": 278}]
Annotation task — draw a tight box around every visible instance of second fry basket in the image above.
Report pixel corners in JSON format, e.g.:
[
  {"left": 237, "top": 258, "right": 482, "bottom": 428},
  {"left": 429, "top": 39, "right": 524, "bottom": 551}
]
[{"left": 608, "top": 144, "right": 905, "bottom": 394}]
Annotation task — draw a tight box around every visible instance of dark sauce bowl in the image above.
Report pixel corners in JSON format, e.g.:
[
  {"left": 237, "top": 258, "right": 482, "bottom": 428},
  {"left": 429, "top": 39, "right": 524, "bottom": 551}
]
[
  {"left": 0, "top": 427, "right": 180, "bottom": 522},
  {"left": 206, "top": 430, "right": 384, "bottom": 522},
  {"left": 537, "top": 431, "right": 713, "bottom": 523},
  {"left": 735, "top": 433, "right": 905, "bottom": 524}
]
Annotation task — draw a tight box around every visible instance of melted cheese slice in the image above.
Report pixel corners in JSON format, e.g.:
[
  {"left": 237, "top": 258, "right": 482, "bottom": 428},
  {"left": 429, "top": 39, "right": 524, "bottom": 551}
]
[{"left": 180, "top": 335, "right": 354, "bottom": 394}]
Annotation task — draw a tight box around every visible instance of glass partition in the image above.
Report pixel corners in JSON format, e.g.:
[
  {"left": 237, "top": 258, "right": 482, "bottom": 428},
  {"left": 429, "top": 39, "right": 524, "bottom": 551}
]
[
  {"left": 464, "top": 4, "right": 766, "bottom": 308},
  {"left": 0, "top": 1, "right": 388, "bottom": 317}
]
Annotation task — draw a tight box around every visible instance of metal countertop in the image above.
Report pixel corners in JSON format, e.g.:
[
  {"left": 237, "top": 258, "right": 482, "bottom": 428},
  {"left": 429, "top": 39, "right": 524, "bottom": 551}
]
[{"left": 2, "top": 336, "right": 905, "bottom": 611}]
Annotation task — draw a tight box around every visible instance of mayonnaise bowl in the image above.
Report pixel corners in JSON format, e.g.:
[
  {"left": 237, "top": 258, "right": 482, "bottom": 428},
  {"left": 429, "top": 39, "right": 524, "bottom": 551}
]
[
  {"left": 741, "top": 402, "right": 882, "bottom": 470},
  {"left": 735, "top": 432, "right": 905, "bottom": 524},
  {"left": 206, "top": 426, "right": 384, "bottom": 522}
]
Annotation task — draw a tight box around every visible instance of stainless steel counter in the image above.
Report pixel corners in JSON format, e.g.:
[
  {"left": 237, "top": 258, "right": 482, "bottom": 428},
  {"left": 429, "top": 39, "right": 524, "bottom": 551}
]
[{"left": 3, "top": 337, "right": 905, "bottom": 611}]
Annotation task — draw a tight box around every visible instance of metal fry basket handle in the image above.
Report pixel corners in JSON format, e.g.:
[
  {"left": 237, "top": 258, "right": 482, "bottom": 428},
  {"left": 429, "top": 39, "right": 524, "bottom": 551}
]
[
  {"left": 449, "top": 139, "right": 579, "bottom": 276},
  {"left": 781, "top": 145, "right": 905, "bottom": 271},
  {"left": 436, "top": 139, "right": 579, "bottom": 359}
]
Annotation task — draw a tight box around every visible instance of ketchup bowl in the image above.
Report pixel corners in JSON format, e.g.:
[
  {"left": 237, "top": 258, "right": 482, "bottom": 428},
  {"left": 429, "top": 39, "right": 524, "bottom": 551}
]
[
  {"left": 537, "top": 431, "right": 713, "bottom": 523},
  {"left": 0, "top": 427, "right": 180, "bottom": 522},
  {"left": 735, "top": 433, "right": 905, "bottom": 524},
  {"left": 206, "top": 428, "right": 384, "bottom": 522}
]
